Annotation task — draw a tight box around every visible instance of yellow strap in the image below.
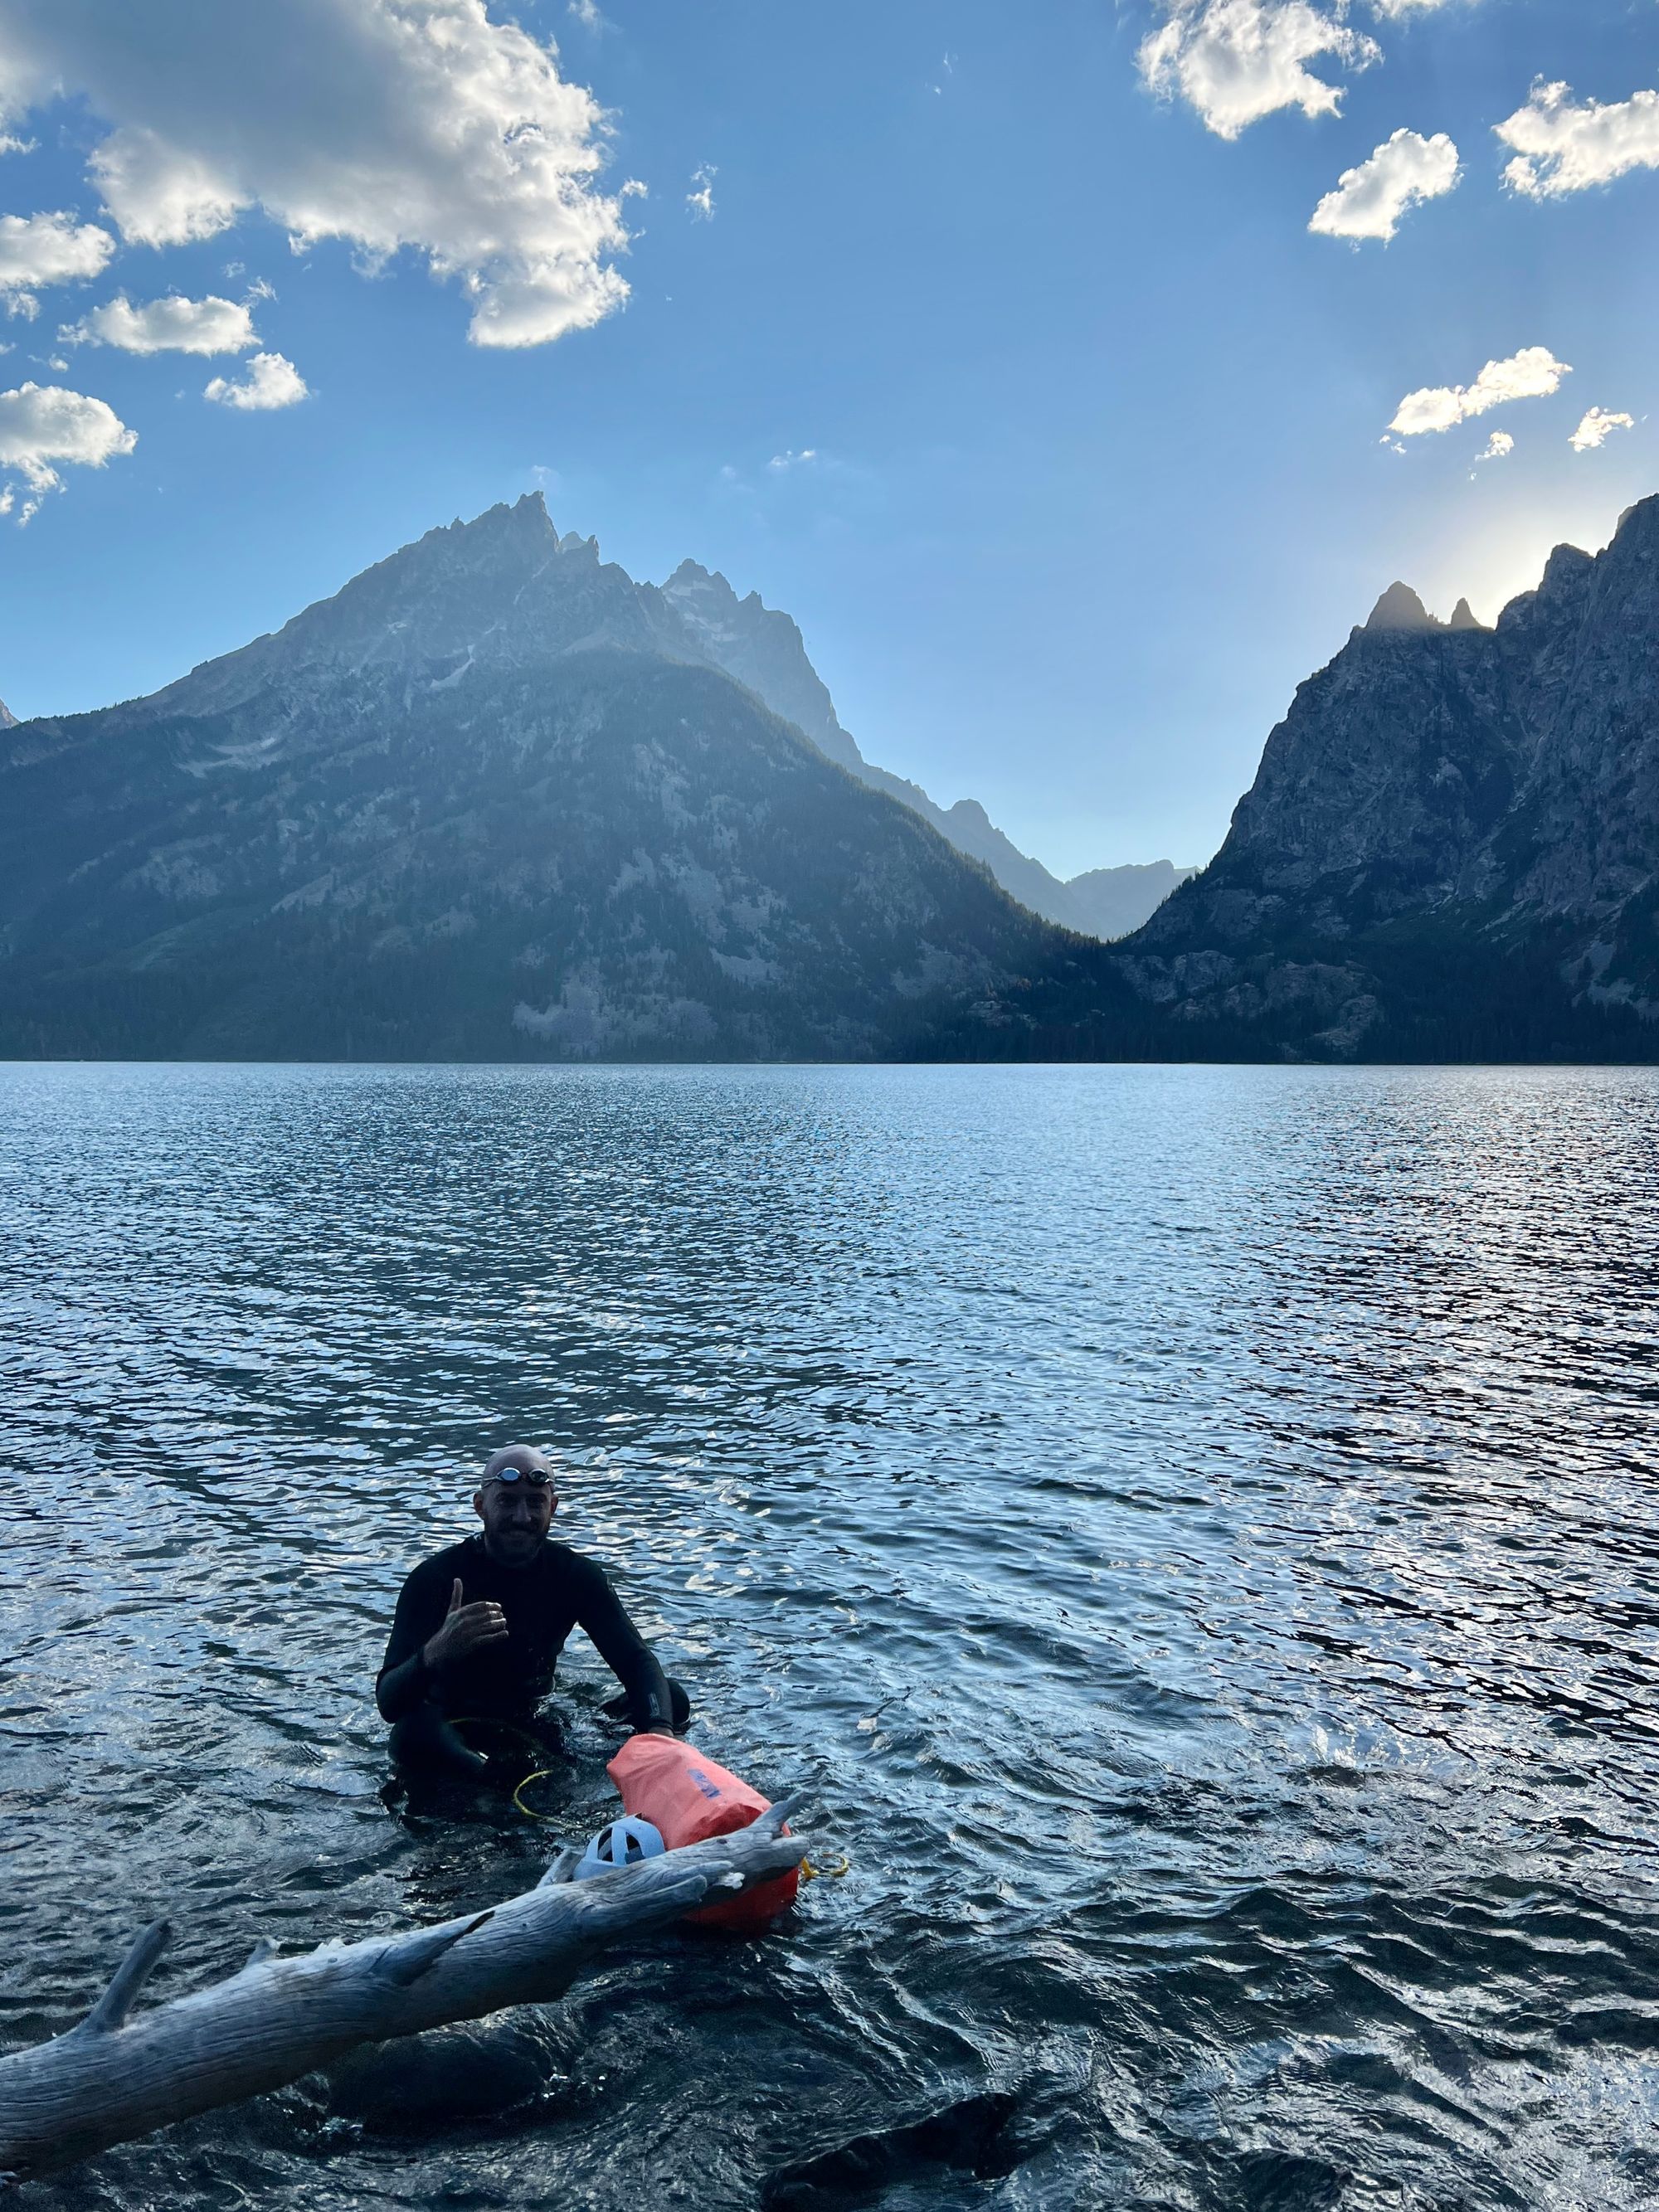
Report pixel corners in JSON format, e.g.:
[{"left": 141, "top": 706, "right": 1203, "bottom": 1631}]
[{"left": 511, "top": 1767, "right": 563, "bottom": 1821}]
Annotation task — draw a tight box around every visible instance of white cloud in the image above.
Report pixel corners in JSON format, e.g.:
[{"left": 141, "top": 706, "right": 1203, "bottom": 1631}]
[
  {"left": 1389, "top": 345, "right": 1571, "bottom": 437},
  {"left": 567, "top": 0, "right": 604, "bottom": 25},
  {"left": 1366, "top": 0, "right": 1457, "bottom": 13},
  {"left": 620, "top": 178, "right": 647, "bottom": 200},
  {"left": 0, "top": 378, "right": 135, "bottom": 519},
  {"left": 65, "top": 292, "right": 258, "bottom": 354},
  {"left": 0, "top": 0, "right": 632, "bottom": 349},
  {"left": 687, "top": 163, "right": 717, "bottom": 221},
  {"left": 1496, "top": 80, "right": 1659, "bottom": 200},
  {"left": 1310, "top": 127, "right": 1459, "bottom": 240},
  {"left": 0, "top": 211, "right": 115, "bottom": 317},
  {"left": 1139, "top": 0, "right": 1379, "bottom": 140},
  {"left": 203, "top": 350, "right": 309, "bottom": 410},
  {"left": 1475, "top": 429, "right": 1515, "bottom": 463},
  {"left": 1569, "top": 406, "right": 1634, "bottom": 453},
  {"left": 767, "top": 448, "right": 817, "bottom": 470}
]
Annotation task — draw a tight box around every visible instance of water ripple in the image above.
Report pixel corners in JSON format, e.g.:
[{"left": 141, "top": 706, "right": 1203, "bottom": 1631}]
[{"left": 2, "top": 1062, "right": 1657, "bottom": 2209}]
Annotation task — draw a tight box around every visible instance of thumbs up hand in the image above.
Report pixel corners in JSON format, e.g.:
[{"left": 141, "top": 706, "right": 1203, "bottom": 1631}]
[{"left": 422, "top": 1578, "right": 508, "bottom": 1670}]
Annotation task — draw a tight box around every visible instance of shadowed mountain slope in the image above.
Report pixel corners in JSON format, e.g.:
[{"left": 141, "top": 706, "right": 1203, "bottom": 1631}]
[
  {"left": 1113, "top": 496, "right": 1659, "bottom": 1060},
  {"left": 652, "top": 552, "right": 1193, "bottom": 936},
  {"left": 0, "top": 504, "right": 1134, "bottom": 1062}
]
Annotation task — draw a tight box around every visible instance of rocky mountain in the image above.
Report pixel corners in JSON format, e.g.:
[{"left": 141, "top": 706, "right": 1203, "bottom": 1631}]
[
  {"left": 649, "top": 552, "right": 1192, "bottom": 938},
  {"left": 0, "top": 498, "right": 1131, "bottom": 1062},
  {"left": 1112, "top": 495, "right": 1659, "bottom": 1060},
  {"left": 1063, "top": 860, "right": 1195, "bottom": 944},
  {"left": 0, "top": 698, "right": 15, "bottom": 729},
  {"left": 114, "top": 494, "right": 1180, "bottom": 945}
]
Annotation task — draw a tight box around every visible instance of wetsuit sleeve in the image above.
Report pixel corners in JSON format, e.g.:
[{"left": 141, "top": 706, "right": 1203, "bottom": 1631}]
[
  {"left": 376, "top": 1560, "right": 451, "bottom": 1723},
  {"left": 571, "top": 1557, "right": 674, "bottom": 1733}
]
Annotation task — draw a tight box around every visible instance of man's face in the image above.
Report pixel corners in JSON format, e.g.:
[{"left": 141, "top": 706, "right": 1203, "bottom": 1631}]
[{"left": 474, "top": 1476, "right": 555, "bottom": 1565}]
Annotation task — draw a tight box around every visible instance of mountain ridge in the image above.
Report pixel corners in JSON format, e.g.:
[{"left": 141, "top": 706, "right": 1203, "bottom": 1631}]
[
  {"left": 99, "top": 492, "right": 1187, "bottom": 943},
  {"left": 0, "top": 508, "right": 1136, "bottom": 1062},
  {"left": 643, "top": 539, "right": 1196, "bottom": 936},
  {"left": 7, "top": 491, "right": 1653, "bottom": 1065},
  {"left": 1112, "top": 493, "right": 1659, "bottom": 1059}
]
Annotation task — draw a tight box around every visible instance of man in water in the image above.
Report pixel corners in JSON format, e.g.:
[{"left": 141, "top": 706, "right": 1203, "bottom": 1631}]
[{"left": 377, "top": 1442, "right": 688, "bottom": 1784}]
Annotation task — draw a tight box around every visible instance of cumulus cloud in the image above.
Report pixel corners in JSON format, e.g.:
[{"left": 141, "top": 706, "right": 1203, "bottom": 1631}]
[
  {"left": 767, "top": 448, "right": 817, "bottom": 470},
  {"left": 0, "top": 379, "right": 135, "bottom": 523},
  {"left": 1310, "top": 127, "right": 1459, "bottom": 240},
  {"left": 1569, "top": 407, "right": 1634, "bottom": 453},
  {"left": 0, "top": 211, "right": 115, "bottom": 318},
  {"left": 687, "top": 163, "right": 717, "bottom": 221},
  {"left": 1496, "top": 80, "right": 1659, "bottom": 200},
  {"left": 1475, "top": 430, "right": 1515, "bottom": 463},
  {"left": 0, "top": 0, "right": 631, "bottom": 348},
  {"left": 1139, "top": 0, "right": 1379, "bottom": 139},
  {"left": 64, "top": 291, "right": 258, "bottom": 354},
  {"left": 203, "top": 350, "right": 309, "bottom": 410},
  {"left": 1389, "top": 345, "right": 1571, "bottom": 437}
]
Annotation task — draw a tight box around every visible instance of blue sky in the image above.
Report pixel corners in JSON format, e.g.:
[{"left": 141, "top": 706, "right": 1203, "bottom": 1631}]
[{"left": 0, "top": 1, "right": 1653, "bottom": 874}]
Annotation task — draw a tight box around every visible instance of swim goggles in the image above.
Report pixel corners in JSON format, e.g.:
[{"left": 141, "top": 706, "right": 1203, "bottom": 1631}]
[{"left": 486, "top": 1466, "right": 554, "bottom": 1489}]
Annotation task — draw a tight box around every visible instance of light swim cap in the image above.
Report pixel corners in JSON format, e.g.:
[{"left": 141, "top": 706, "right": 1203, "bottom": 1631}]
[{"left": 575, "top": 1815, "right": 666, "bottom": 1879}]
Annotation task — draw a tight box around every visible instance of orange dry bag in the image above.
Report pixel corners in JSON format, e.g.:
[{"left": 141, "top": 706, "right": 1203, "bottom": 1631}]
[{"left": 606, "top": 1734, "right": 798, "bottom": 1935}]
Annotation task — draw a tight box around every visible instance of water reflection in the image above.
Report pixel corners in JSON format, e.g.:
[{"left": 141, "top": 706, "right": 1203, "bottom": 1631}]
[{"left": 2, "top": 1063, "right": 1657, "bottom": 2209}]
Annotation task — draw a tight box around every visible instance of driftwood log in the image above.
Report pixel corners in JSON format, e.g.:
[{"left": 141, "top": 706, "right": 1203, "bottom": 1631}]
[{"left": 0, "top": 1798, "right": 806, "bottom": 2185}]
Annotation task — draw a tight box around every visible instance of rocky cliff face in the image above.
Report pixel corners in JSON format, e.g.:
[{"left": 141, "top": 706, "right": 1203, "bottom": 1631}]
[
  {"left": 1116, "top": 496, "right": 1659, "bottom": 1059},
  {"left": 654, "top": 558, "right": 861, "bottom": 773},
  {"left": 0, "top": 502, "right": 1125, "bottom": 1062}
]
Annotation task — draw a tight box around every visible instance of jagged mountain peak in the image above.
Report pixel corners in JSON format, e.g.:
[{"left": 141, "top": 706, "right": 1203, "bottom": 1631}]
[
  {"left": 1613, "top": 489, "right": 1659, "bottom": 545},
  {"left": 1538, "top": 542, "right": 1595, "bottom": 597},
  {"left": 1120, "top": 488, "right": 1659, "bottom": 1057},
  {"left": 60, "top": 493, "right": 1185, "bottom": 949},
  {"left": 435, "top": 487, "right": 556, "bottom": 546},
  {"left": 1447, "top": 597, "right": 1485, "bottom": 632},
  {"left": 147, "top": 491, "right": 669, "bottom": 722},
  {"left": 661, "top": 557, "right": 739, "bottom": 610},
  {"left": 653, "top": 557, "right": 860, "bottom": 771},
  {"left": 0, "top": 696, "right": 16, "bottom": 730},
  {"left": 1364, "top": 581, "right": 1438, "bottom": 634},
  {"left": 660, "top": 559, "right": 765, "bottom": 618},
  {"left": 377, "top": 489, "right": 602, "bottom": 579}
]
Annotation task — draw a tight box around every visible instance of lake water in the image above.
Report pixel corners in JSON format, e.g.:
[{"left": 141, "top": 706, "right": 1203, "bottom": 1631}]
[{"left": 2, "top": 1062, "right": 1658, "bottom": 2211}]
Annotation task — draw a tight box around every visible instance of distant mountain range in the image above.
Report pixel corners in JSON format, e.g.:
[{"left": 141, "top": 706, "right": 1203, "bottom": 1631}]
[
  {"left": 1112, "top": 493, "right": 1659, "bottom": 1060},
  {"left": 2, "top": 492, "right": 1655, "bottom": 1063},
  {"left": 654, "top": 553, "right": 1195, "bottom": 938},
  {"left": 0, "top": 497, "right": 1133, "bottom": 1060}
]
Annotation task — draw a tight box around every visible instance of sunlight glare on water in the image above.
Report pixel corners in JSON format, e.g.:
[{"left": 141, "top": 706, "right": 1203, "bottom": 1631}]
[{"left": 2, "top": 1062, "right": 1657, "bottom": 2210}]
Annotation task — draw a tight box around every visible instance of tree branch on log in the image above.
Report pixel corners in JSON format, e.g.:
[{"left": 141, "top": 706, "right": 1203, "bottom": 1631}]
[{"left": 0, "top": 1794, "right": 808, "bottom": 2186}]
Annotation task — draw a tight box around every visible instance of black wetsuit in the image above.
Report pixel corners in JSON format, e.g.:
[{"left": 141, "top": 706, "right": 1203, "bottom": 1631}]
[{"left": 377, "top": 1535, "right": 686, "bottom": 1780}]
